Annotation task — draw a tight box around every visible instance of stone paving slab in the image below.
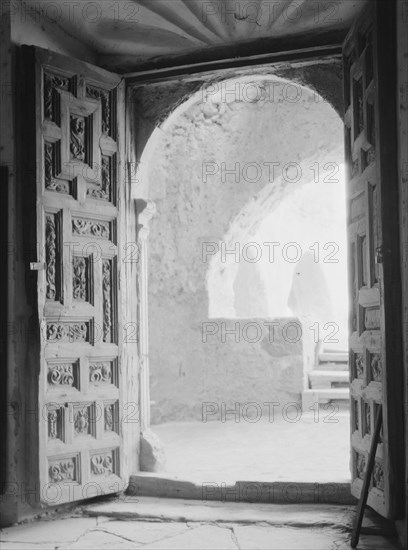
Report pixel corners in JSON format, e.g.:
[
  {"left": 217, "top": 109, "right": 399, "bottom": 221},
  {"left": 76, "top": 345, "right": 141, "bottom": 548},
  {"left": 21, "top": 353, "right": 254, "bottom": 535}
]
[
  {"left": 83, "top": 496, "right": 354, "bottom": 527},
  {"left": 231, "top": 525, "right": 400, "bottom": 550},
  {"left": 0, "top": 517, "right": 97, "bottom": 544},
  {"left": 0, "top": 520, "right": 401, "bottom": 550},
  {"left": 139, "top": 524, "right": 238, "bottom": 550},
  {"left": 0, "top": 544, "right": 56, "bottom": 550},
  {"left": 60, "top": 529, "right": 141, "bottom": 549},
  {"left": 233, "top": 525, "right": 349, "bottom": 550},
  {"left": 94, "top": 520, "right": 190, "bottom": 545},
  {"left": 0, "top": 498, "right": 400, "bottom": 550}
]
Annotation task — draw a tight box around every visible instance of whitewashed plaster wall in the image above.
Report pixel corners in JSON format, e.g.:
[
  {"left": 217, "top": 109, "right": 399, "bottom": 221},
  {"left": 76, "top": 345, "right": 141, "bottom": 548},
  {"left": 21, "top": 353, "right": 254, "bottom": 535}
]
[{"left": 146, "top": 78, "right": 345, "bottom": 423}]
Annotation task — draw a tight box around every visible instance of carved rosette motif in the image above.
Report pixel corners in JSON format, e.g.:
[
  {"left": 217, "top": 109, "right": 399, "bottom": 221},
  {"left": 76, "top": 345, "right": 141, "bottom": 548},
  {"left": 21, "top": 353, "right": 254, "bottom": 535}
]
[
  {"left": 44, "top": 143, "right": 68, "bottom": 193},
  {"left": 45, "top": 214, "right": 57, "bottom": 300},
  {"left": 104, "top": 404, "right": 114, "bottom": 432},
  {"left": 91, "top": 452, "right": 113, "bottom": 475},
  {"left": 44, "top": 143, "right": 53, "bottom": 188},
  {"left": 48, "top": 409, "right": 58, "bottom": 440},
  {"left": 74, "top": 406, "right": 89, "bottom": 436},
  {"left": 373, "top": 462, "right": 384, "bottom": 491},
  {"left": 90, "top": 362, "right": 112, "bottom": 383},
  {"left": 370, "top": 353, "right": 382, "bottom": 382},
  {"left": 44, "top": 73, "right": 70, "bottom": 121},
  {"left": 70, "top": 115, "right": 86, "bottom": 161},
  {"left": 72, "top": 218, "right": 110, "bottom": 239},
  {"left": 49, "top": 458, "right": 76, "bottom": 483},
  {"left": 356, "top": 453, "right": 366, "bottom": 480},
  {"left": 366, "top": 147, "right": 375, "bottom": 165},
  {"left": 86, "top": 86, "right": 111, "bottom": 135},
  {"left": 48, "top": 363, "right": 75, "bottom": 386},
  {"left": 102, "top": 261, "right": 112, "bottom": 343},
  {"left": 355, "top": 353, "right": 364, "bottom": 379},
  {"left": 87, "top": 155, "right": 111, "bottom": 201},
  {"left": 45, "top": 142, "right": 68, "bottom": 193},
  {"left": 47, "top": 322, "right": 89, "bottom": 343},
  {"left": 102, "top": 156, "right": 111, "bottom": 199},
  {"left": 73, "top": 257, "right": 88, "bottom": 301}
]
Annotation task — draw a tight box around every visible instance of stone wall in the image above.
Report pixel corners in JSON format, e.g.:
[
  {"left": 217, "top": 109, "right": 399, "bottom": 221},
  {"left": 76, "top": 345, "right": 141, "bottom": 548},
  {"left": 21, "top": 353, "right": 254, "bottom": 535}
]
[
  {"left": 146, "top": 77, "right": 344, "bottom": 423},
  {"left": 150, "top": 317, "right": 304, "bottom": 423}
]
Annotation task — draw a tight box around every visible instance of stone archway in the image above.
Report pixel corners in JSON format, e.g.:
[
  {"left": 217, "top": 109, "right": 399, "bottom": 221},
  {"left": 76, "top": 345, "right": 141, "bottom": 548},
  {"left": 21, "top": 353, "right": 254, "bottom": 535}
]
[
  {"left": 134, "top": 75, "right": 343, "bottom": 432},
  {"left": 130, "top": 69, "right": 347, "bottom": 475}
]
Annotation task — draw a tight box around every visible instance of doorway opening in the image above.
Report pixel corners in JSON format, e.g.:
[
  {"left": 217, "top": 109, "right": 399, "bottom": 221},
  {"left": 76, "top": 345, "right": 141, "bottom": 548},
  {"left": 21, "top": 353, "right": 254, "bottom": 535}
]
[{"left": 143, "top": 75, "right": 350, "bottom": 485}]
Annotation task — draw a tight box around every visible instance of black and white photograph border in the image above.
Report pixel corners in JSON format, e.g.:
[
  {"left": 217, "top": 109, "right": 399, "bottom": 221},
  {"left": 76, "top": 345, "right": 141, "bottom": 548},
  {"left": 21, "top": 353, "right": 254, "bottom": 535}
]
[{"left": 0, "top": 1, "right": 406, "bottom": 549}]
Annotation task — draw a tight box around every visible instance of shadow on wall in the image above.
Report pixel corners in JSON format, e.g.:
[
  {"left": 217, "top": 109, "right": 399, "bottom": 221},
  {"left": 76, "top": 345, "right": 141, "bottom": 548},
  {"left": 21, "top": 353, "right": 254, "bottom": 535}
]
[
  {"left": 146, "top": 76, "right": 346, "bottom": 423},
  {"left": 210, "top": 168, "right": 348, "bottom": 345}
]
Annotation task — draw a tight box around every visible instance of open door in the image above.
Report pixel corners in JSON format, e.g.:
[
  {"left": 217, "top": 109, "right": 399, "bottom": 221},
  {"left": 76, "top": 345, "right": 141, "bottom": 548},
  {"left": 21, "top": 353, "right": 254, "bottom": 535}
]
[
  {"left": 22, "top": 46, "right": 135, "bottom": 504},
  {"left": 344, "top": 3, "right": 403, "bottom": 519}
]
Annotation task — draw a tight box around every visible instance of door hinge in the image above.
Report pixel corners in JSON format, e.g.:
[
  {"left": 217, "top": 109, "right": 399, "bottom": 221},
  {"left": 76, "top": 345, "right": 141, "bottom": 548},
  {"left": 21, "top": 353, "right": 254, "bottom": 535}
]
[{"left": 30, "top": 262, "right": 45, "bottom": 270}]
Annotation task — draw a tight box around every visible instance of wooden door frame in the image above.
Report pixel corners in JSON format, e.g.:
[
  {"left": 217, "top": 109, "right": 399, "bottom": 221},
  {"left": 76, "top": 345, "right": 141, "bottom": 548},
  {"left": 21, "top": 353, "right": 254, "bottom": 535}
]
[
  {"left": 396, "top": 0, "right": 408, "bottom": 545},
  {"left": 372, "top": 0, "right": 404, "bottom": 521}
]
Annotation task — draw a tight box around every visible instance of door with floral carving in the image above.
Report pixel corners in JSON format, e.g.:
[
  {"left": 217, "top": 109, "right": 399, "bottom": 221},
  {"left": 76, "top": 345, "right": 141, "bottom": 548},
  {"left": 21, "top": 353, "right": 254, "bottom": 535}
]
[
  {"left": 343, "top": 3, "right": 403, "bottom": 519},
  {"left": 25, "top": 46, "right": 129, "bottom": 504}
]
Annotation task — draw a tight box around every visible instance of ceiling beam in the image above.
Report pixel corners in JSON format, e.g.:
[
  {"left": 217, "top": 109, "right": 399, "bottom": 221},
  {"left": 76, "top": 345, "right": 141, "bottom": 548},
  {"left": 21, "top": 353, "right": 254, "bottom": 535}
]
[{"left": 108, "top": 29, "right": 345, "bottom": 84}]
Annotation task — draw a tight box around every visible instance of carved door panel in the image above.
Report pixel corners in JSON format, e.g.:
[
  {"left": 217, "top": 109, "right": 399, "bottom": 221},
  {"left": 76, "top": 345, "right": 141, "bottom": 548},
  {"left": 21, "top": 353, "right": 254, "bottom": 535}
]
[
  {"left": 344, "top": 5, "right": 402, "bottom": 519},
  {"left": 28, "top": 47, "right": 126, "bottom": 504}
]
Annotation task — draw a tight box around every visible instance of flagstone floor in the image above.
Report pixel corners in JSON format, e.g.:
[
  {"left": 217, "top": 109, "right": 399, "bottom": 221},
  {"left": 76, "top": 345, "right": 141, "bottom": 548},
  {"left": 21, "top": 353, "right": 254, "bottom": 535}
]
[{"left": 0, "top": 497, "right": 400, "bottom": 550}]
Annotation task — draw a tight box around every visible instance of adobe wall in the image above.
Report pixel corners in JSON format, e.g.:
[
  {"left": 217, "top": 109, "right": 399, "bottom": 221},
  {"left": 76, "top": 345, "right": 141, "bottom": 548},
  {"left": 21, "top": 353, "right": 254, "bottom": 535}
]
[{"left": 145, "top": 78, "right": 344, "bottom": 423}]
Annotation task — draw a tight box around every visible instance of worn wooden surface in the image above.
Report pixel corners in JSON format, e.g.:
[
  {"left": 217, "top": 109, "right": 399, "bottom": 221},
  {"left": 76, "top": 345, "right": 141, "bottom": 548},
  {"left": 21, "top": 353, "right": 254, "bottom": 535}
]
[
  {"left": 20, "top": 46, "right": 139, "bottom": 505},
  {"left": 351, "top": 405, "right": 383, "bottom": 547},
  {"left": 343, "top": 1, "right": 403, "bottom": 520},
  {"left": 396, "top": 0, "right": 408, "bottom": 547}
]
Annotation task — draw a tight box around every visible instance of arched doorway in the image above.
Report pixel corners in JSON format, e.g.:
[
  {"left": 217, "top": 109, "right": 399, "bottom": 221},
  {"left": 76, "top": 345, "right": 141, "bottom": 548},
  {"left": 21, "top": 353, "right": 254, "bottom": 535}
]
[{"left": 135, "top": 74, "right": 350, "bottom": 484}]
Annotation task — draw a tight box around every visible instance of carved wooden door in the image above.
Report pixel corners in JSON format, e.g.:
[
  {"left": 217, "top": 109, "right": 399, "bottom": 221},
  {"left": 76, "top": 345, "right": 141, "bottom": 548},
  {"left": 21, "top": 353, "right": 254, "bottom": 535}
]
[
  {"left": 26, "top": 47, "right": 127, "bottom": 504},
  {"left": 344, "top": 4, "right": 403, "bottom": 519}
]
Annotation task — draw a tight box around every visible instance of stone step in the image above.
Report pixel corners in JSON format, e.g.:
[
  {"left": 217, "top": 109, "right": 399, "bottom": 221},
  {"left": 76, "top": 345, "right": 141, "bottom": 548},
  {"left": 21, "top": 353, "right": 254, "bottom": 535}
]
[
  {"left": 113, "top": 475, "right": 355, "bottom": 505},
  {"left": 309, "top": 371, "right": 350, "bottom": 389},
  {"left": 315, "top": 361, "right": 349, "bottom": 372},
  {"left": 303, "top": 387, "right": 350, "bottom": 399},
  {"left": 83, "top": 495, "right": 358, "bottom": 524},
  {"left": 318, "top": 352, "right": 349, "bottom": 363}
]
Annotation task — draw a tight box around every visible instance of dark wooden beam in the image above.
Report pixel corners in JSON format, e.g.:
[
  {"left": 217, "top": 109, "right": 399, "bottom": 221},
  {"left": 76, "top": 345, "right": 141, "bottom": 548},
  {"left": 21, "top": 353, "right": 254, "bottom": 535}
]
[
  {"left": 0, "top": 165, "right": 7, "bottom": 493},
  {"left": 115, "top": 30, "right": 345, "bottom": 84},
  {"left": 374, "top": 0, "right": 405, "bottom": 521}
]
